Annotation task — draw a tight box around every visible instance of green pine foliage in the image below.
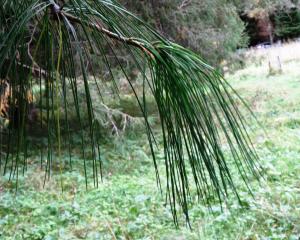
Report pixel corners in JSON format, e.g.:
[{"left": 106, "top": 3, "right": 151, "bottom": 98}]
[
  {"left": 275, "top": 8, "right": 300, "bottom": 39},
  {"left": 0, "top": 0, "right": 261, "bottom": 224}
]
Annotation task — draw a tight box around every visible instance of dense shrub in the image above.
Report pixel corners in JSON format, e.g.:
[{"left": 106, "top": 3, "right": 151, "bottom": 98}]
[
  {"left": 120, "top": 0, "right": 248, "bottom": 67},
  {"left": 274, "top": 8, "right": 300, "bottom": 39}
]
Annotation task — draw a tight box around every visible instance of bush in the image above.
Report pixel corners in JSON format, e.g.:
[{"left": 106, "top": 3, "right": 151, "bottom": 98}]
[{"left": 120, "top": 0, "right": 248, "bottom": 67}]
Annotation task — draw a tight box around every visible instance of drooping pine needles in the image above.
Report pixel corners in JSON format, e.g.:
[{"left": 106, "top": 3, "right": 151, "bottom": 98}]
[{"left": 0, "top": 0, "right": 262, "bottom": 225}]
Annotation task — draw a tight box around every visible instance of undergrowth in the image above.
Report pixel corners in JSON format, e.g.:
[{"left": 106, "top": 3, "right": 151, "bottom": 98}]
[{"left": 1, "top": 57, "right": 300, "bottom": 239}]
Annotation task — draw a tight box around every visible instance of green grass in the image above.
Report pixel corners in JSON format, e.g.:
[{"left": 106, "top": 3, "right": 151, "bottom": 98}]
[{"left": 1, "top": 59, "right": 300, "bottom": 239}]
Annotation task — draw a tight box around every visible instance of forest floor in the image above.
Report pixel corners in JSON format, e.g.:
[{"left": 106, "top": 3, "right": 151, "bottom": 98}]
[{"left": 1, "top": 43, "right": 300, "bottom": 239}]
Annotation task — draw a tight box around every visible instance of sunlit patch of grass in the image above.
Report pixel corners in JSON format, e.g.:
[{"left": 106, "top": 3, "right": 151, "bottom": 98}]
[{"left": 245, "top": 41, "right": 300, "bottom": 66}]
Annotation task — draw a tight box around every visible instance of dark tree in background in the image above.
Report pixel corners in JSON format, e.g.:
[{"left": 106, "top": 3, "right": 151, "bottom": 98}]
[
  {"left": 122, "top": 0, "right": 300, "bottom": 65},
  {"left": 237, "top": 0, "right": 300, "bottom": 45},
  {"left": 120, "top": 0, "right": 248, "bottom": 66}
]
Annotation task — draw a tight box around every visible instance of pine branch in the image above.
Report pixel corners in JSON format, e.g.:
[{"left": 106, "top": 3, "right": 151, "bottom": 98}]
[{"left": 50, "top": 3, "right": 155, "bottom": 59}]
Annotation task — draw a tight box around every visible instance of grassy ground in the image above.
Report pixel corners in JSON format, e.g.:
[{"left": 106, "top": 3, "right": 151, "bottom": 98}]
[{"left": 1, "top": 45, "right": 300, "bottom": 239}]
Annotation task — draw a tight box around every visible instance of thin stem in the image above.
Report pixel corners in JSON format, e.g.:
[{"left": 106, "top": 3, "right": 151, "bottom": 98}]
[{"left": 60, "top": 11, "right": 154, "bottom": 58}]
